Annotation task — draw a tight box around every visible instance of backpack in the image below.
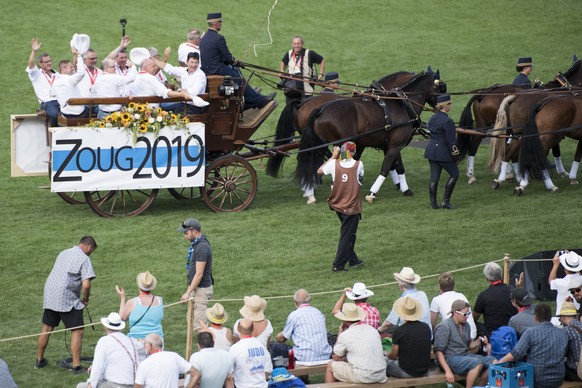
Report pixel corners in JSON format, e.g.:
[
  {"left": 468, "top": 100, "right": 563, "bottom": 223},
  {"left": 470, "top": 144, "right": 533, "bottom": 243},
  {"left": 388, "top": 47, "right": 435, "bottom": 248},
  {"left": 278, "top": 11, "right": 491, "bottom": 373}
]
[{"left": 489, "top": 326, "right": 518, "bottom": 360}]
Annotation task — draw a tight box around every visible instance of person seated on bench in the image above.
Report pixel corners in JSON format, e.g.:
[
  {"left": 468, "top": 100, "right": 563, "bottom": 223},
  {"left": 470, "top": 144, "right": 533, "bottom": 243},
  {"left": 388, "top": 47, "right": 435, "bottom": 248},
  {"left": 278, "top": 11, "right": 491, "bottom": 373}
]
[
  {"left": 325, "top": 303, "right": 387, "bottom": 384},
  {"left": 386, "top": 297, "right": 432, "bottom": 378},
  {"left": 434, "top": 300, "right": 495, "bottom": 388},
  {"left": 94, "top": 58, "right": 137, "bottom": 118},
  {"left": 27, "top": 37, "right": 60, "bottom": 127},
  {"left": 331, "top": 282, "right": 380, "bottom": 330},
  {"left": 129, "top": 58, "right": 193, "bottom": 109},
  {"left": 54, "top": 49, "right": 90, "bottom": 119},
  {"left": 275, "top": 289, "right": 331, "bottom": 364},
  {"left": 152, "top": 52, "right": 207, "bottom": 115}
]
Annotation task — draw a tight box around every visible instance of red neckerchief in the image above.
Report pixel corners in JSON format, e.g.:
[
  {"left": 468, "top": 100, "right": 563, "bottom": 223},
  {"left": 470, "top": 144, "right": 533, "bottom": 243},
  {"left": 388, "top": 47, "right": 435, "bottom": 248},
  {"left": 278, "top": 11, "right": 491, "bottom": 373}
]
[
  {"left": 490, "top": 280, "right": 503, "bottom": 286},
  {"left": 518, "top": 306, "right": 527, "bottom": 312},
  {"left": 85, "top": 66, "right": 98, "bottom": 85}
]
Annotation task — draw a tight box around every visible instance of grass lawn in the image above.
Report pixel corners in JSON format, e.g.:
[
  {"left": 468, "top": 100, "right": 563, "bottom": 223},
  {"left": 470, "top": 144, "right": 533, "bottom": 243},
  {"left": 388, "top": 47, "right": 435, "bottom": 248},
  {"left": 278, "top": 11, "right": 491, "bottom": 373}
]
[{"left": 1, "top": 0, "right": 581, "bottom": 386}]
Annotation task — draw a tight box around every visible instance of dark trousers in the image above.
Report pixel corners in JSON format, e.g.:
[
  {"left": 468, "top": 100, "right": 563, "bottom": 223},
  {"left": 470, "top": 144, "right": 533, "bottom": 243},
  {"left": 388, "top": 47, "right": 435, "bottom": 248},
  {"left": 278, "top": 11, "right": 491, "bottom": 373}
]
[
  {"left": 333, "top": 211, "right": 360, "bottom": 269},
  {"left": 216, "top": 65, "right": 266, "bottom": 109},
  {"left": 40, "top": 100, "right": 60, "bottom": 127},
  {"left": 429, "top": 160, "right": 459, "bottom": 181},
  {"left": 160, "top": 102, "right": 205, "bottom": 115}
]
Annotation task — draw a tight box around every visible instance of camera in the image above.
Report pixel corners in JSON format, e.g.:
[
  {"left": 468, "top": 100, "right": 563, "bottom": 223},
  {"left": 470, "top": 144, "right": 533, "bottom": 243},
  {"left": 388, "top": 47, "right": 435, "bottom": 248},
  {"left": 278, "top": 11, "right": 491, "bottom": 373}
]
[
  {"left": 218, "top": 76, "right": 240, "bottom": 97},
  {"left": 119, "top": 18, "right": 127, "bottom": 27},
  {"left": 559, "top": 250, "right": 566, "bottom": 256}
]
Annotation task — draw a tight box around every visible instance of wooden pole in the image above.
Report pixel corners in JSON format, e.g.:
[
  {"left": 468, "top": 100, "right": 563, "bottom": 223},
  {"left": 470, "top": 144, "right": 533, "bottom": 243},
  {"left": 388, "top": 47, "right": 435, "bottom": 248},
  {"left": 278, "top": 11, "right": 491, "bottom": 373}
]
[
  {"left": 503, "top": 253, "right": 510, "bottom": 284},
  {"left": 185, "top": 299, "right": 194, "bottom": 359}
]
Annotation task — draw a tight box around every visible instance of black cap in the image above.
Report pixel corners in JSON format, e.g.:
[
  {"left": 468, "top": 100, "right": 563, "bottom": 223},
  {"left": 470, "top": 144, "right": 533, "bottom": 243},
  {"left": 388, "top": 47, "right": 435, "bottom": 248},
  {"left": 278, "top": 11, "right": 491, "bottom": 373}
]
[
  {"left": 177, "top": 218, "right": 201, "bottom": 232},
  {"left": 207, "top": 13, "right": 223, "bottom": 22},
  {"left": 517, "top": 57, "right": 532, "bottom": 66},
  {"left": 511, "top": 288, "right": 531, "bottom": 306},
  {"left": 325, "top": 72, "right": 339, "bottom": 82}
]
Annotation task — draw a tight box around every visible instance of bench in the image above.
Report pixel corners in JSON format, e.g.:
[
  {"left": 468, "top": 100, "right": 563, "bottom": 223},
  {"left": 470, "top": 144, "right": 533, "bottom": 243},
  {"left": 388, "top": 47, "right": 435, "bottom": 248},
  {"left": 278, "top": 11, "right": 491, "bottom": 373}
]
[
  {"left": 306, "top": 369, "right": 466, "bottom": 388},
  {"left": 561, "top": 382, "right": 582, "bottom": 388}
]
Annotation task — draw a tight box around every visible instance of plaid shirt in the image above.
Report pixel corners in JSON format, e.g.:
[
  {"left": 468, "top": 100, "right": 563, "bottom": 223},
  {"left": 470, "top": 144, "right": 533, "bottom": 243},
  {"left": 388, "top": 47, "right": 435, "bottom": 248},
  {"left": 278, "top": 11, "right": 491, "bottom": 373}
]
[
  {"left": 564, "top": 319, "right": 582, "bottom": 370},
  {"left": 357, "top": 301, "right": 380, "bottom": 329}
]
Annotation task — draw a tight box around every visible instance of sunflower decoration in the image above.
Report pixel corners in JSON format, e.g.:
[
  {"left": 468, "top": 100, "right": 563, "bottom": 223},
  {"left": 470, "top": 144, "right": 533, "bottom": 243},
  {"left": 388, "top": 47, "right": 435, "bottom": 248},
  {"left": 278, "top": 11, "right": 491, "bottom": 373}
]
[{"left": 87, "top": 103, "right": 191, "bottom": 143}]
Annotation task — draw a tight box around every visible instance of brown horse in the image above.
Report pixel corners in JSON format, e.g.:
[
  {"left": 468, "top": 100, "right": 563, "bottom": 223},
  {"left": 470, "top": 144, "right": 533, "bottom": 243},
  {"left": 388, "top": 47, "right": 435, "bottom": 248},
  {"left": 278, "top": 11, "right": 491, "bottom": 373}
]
[
  {"left": 294, "top": 70, "right": 445, "bottom": 196},
  {"left": 517, "top": 94, "right": 582, "bottom": 194},
  {"left": 488, "top": 59, "right": 582, "bottom": 193},
  {"left": 266, "top": 71, "right": 418, "bottom": 199}
]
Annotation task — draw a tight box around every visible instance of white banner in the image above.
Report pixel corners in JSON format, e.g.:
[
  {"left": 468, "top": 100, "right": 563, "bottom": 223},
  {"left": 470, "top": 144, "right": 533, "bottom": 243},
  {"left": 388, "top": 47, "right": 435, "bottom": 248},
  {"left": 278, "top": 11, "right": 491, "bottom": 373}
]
[{"left": 51, "top": 123, "right": 205, "bottom": 192}]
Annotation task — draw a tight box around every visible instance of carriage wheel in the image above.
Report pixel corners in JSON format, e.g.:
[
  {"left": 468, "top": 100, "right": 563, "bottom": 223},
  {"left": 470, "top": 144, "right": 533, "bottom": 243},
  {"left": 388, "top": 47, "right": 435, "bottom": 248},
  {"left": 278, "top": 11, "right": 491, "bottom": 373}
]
[
  {"left": 201, "top": 155, "right": 258, "bottom": 212},
  {"left": 56, "top": 192, "right": 86, "bottom": 205},
  {"left": 83, "top": 189, "right": 158, "bottom": 217},
  {"left": 167, "top": 187, "right": 202, "bottom": 200}
]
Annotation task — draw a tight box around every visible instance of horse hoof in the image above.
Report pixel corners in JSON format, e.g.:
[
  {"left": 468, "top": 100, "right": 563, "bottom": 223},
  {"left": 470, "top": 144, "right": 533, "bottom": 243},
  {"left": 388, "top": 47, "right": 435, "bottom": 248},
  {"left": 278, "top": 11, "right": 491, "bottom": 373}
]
[
  {"left": 402, "top": 190, "right": 413, "bottom": 197},
  {"left": 560, "top": 172, "right": 570, "bottom": 178},
  {"left": 468, "top": 176, "right": 477, "bottom": 185},
  {"left": 306, "top": 196, "right": 316, "bottom": 205},
  {"left": 570, "top": 179, "right": 579, "bottom": 185},
  {"left": 549, "top": 186, "right": 559, "bottom": 193},
  {"left": 513, "top": 186, "right": 524, "bottom": 196},
  {"left": 365, "top": 194, "right": 376, "bottom": 204},
  {"left": 491, "top": 180, "right": 501, "bottom": 190}
]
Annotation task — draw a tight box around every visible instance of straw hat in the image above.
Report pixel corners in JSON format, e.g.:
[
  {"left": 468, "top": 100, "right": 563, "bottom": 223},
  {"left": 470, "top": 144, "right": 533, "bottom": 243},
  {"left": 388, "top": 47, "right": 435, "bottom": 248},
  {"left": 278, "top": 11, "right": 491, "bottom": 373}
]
[
  {"left": 394, "top": 267, "right": 421, "bottom": 284},
  {"left": 136, "top": 271, "right": 157, "bottom": 291},
  {"left": 206, "top": 303, "right": 229, "bottom": 324},
  {"left": 334, "top": 303, "right": 366, "bottom": 322},
  {"left": 557, "top": 302, "right": 578, "bottom": 317},
  {"left": 240, "top": 295, "right": 267, "bottom": 321},
  {"left": 101, "top": 312, "right": 126, "bottom": 331},
  {"left": 393, "top": 296, "right": 423, "bottom": 321}
]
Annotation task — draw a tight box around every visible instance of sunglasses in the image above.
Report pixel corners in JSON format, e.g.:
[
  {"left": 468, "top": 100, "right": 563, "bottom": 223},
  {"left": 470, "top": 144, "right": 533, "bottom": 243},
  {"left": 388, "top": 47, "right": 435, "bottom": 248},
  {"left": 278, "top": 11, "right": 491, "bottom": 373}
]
[
  {"left": 570, "top": 288, "right": 582, "bottom": 295},
  {"left": 455, "top": 310, "right": 471, "bottom": 317}
]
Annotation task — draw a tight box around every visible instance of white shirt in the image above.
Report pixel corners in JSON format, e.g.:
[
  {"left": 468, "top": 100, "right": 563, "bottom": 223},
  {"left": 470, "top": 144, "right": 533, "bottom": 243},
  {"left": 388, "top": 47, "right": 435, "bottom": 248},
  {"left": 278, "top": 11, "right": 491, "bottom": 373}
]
[
  {"left": 78, "top": 65, "right": 103, "bottom": 98},
  {"left": 551, "top": 273, "right": 581, "bottom": 324},
  {"left": 430, "top": 291, "right": 477, "bottom": 339},
  {"left": 184, "top": 347, "right": 232, "bottom": 388},
  {"left": 229, "top": 337, "right": 272, "bottom": 388},
  {"left": 53, "top": 56, "right": 86, "bottom": 115},
  {"left": 94, "top": 67, "right": 137, "bottom": 112},
  {"left": 163, "top": 63, "right": 206, "bottom": 105},
  {"left": 26, "top": 65, "right": 58, "bottom": 103},
  {"left": 86, "top": 332, "right": 145, "bottom": 387},
  {"left": 321, "top": 158, "right": 364, "bottom": 183},
  {"left": 129, "top": 72, "right": 171, "bottom": 108},
  {"left": 135, "top": 350, "right": 191, "bottom": 388},
  {"left": 232, "top": 319, "right": 273, "bottom": 349},
  {"left": 178, "top": 42, "right": 200, "bottom": 66},
  {"left": 208, "top": 326, "right": 231, "bottom": 351},
  {"left": 155, "top": 70, "right": 168, "bottom": 85}
]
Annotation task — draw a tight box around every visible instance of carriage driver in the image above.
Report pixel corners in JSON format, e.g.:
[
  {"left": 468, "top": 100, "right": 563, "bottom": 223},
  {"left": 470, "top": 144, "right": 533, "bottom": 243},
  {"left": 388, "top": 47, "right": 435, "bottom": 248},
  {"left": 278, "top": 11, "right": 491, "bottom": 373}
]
[{"left": 424, "top": 94, "right": 460, "bottom": 209}]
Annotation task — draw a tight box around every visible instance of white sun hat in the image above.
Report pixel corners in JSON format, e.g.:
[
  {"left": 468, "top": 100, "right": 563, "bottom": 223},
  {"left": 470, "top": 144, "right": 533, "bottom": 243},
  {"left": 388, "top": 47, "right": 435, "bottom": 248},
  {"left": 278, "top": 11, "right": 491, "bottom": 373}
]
[
  {"left": 71, "top": 33, "right": 91, "bottom": 55},
  {"left": 130, "top": 47, "right": 150, "bottom": 67},
  {"left": 191, "top": 95, "right": 210, "bottom": 107}
]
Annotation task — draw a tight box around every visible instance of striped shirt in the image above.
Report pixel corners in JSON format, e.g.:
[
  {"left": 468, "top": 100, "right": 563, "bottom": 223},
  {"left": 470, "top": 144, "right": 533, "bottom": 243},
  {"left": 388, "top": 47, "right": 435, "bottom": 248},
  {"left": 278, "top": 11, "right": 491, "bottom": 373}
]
[{"left": 282, "top": 304, "right": 332, "bottom": 362}]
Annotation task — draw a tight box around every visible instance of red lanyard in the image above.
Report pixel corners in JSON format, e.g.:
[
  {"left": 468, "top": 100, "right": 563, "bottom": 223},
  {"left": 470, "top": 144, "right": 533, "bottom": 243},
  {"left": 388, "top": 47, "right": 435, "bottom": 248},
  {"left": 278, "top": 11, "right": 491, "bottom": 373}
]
[
  {"left": 85, "top": 66, "right": 98, "bottom": 85},
  {"left": 42, "top": 70, "right": 56, "bottom": 86}
]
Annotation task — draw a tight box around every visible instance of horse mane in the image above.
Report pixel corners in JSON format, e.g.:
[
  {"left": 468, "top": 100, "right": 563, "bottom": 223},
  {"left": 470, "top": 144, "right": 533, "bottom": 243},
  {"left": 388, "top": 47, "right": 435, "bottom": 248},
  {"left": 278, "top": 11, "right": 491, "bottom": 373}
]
[
  {"left": 396, "top": 71, "right": 427, "bottom": 90},
  {"left": 376, "top": 71, "right": 415, "bottom": 85},
  {"left": 561, "top": 59, "right": 582, "bottom": 79}
]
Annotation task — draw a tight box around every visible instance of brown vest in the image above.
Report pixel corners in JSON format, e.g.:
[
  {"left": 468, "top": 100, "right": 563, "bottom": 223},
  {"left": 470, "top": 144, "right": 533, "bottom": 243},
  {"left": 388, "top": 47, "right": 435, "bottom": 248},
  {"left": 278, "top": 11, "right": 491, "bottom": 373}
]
[{"left": 328, "top": 160, "right": 362, "bottom": 215}]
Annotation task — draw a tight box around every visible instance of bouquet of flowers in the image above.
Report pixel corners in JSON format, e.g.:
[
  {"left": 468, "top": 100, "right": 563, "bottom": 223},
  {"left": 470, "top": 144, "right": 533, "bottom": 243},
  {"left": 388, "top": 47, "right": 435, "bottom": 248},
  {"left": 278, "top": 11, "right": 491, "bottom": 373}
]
[{"left": 89, "top": 102, "right": 190, "bottom": 143}]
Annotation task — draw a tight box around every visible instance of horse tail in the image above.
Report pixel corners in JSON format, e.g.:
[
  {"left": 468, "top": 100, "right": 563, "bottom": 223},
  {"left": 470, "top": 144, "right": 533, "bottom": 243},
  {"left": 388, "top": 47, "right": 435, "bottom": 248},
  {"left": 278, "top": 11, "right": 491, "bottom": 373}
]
[
  {"left": 266, "top": 100, "right": 302, "bottom": 177},
  {"left": 292, "top": 106, "right": 327, "bottom": 190},
  {"left": 519, "top": 103, "right": 549, "bottom": 180},
  {"left": 487, "top": 95, "right": 516, "bottom": 173},
  {"left": 457, "top": 95, "right": 479, "bottom": 161}
]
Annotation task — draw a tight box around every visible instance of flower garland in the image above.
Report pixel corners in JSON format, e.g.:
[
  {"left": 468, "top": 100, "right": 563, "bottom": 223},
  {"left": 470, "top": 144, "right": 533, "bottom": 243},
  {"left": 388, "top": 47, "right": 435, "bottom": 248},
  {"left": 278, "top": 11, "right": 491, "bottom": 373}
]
[{"left": 88, "top": 102, "right": 190, "bottom": 143}]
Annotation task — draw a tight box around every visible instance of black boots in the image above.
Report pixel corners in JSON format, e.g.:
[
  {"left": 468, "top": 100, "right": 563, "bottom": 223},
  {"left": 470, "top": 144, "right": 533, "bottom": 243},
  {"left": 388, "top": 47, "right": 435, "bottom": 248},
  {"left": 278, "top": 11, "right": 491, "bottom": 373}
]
[
  {"left": 442, "top": 176, "right": 458, "bottom": 209},
  {"left": 429, "top": 181, "right": 439, "bottom": 209}
]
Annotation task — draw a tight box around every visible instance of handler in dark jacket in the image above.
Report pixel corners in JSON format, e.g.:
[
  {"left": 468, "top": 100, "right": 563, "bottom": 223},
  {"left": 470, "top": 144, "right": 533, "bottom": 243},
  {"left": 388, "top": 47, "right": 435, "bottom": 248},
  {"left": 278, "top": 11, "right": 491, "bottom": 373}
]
[
  {"left": 512, "top": 57, "right": 533, "bottom": 87},
  {"left": 424, "top": 94, "right": 459, "bottom": 209},
  {"left": 199, "top": 12, "right": 274, "bottom": 110}
]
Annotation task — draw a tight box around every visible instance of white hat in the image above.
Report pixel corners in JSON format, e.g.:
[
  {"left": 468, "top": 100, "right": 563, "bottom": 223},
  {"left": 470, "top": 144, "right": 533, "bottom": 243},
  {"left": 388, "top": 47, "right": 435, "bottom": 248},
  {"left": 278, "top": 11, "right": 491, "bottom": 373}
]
[
  {"left": 130, "top": 47, "right": 150, "bottom": 67},
  {"left": 568, "top": 276, "right": 582, "bottom": 290},
  {"left": 394, "top": 267, "right": 421, "bottom": 284},
  {"left": 560, "top": 252, "right": 582, "bottom": 272},
  {"left": 100, "top": 312, "right": 126, "bottom": 331},
  {"left": 191, "top": 95, "right": 210, "bottom": 107},
  {"left": 70, "top": 33, "right": 91, "bottom": 56},
  {"left": 346, "top": 282, "right": 374, "bottom": 300}
]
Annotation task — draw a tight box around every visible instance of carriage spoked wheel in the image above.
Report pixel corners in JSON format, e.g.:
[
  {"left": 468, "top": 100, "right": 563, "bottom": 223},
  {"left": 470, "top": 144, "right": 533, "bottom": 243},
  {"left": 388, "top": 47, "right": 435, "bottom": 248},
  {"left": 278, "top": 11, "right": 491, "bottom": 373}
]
[
  {"left": 56, "top": 191, "right": 86, "bottom": 205},
  {"left": 201, "top": 155, "right": 258, "bottom": 212},
  {"left": 167, "top": 187, "right": 202, "bottom": 200},
  {"left": 83, "top": 189, "right": 159, "bottom": 217}
]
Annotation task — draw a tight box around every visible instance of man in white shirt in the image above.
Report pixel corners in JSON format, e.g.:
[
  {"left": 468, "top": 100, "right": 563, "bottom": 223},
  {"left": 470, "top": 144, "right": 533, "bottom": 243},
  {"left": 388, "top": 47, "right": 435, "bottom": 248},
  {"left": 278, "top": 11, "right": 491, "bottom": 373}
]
[
  {"left": 549, "top": 250, "right": 582, "bottom": 325},
  {"left": 135, "top": 333, "right": 198, "bottom": 388},
  {"left": 153, "top": 52, "right": 206, "bottom": 114},
  {"left": 94, "top": 58, "right": 137, "bottom": 117},
  {"left": 26, "top": 37, "right": 60, "bottom": 127},
  {"left": 185, "top": 331, "right": 233, "bottom": 388},
  {"left": 430, "top": 272, "right": 477, "bottom": 339},
  {"left": 129, "top": 58, "right": 193, "bottom": 109},
  {"left": 78, "top": 48, "right": 102, "bottom": 99},
  {"left": 178, "top": 28, "right": 202, "bottom": 67},
  {"left": 105, "top": 35, "right": 131, "bottom": 76},
  {"left": 76, "top": 312, "right": 145, "bottom": 388},
  {"left": 53, "top": 50, "right": 90, "bottom": 118},
  {"left": 229, "top": 319, "right": 272, "bottom": 388}
]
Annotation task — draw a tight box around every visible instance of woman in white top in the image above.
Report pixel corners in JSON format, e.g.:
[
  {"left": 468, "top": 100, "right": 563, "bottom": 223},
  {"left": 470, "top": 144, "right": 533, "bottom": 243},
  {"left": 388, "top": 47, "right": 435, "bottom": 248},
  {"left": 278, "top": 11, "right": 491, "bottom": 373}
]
[
  {"left": 232, "top": 295, "right": 272, "bottom": 348},
  {"left": 203, "top": 303, "right": 232, "bottom": 351}
]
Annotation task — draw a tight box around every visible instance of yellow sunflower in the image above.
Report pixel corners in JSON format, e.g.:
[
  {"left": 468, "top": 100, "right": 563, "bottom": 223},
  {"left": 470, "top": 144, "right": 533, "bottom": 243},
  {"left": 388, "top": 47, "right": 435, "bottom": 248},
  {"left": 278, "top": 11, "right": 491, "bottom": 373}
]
[
  {"left": 183, "top": 117, "right": 190, "bottom": 123},
  {"left": 121, "top": 119, "right": 131, "bottom": 127},
  {"left": 98, "top": 121, "right": 105, "bottom": 128},
  {"left": 121, "top": 112, "right": 131, "bottom": 121},
  {"left": 139, "top": 123, "right": 148, "bottom": 133},
  {"left": 136, "top": 104, "right": 145, "bottom": 112},
  {"left": 105, "top": 115, "right": 113, "bottom": 123},
  {"left": 128, "top": 102, "right": 136, "bottom": 110}
]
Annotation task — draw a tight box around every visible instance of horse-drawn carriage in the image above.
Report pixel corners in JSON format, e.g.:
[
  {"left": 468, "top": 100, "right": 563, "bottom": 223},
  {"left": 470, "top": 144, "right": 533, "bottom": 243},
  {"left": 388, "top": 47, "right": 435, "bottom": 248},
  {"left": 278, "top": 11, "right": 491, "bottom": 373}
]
[{"left": 12, "top": 75, "right": 287, "bottom": 217}]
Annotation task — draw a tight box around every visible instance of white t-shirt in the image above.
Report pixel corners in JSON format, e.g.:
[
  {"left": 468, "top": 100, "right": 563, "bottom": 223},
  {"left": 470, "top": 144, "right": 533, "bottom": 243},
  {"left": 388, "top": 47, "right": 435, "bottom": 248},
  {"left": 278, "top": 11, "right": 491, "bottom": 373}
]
[
  {"left": 185, "top": 347, "right": 232, "bottom": 388},
  {"left": 135, "top": 351, "right": 191, "bottom": 388},
  {"left": 229, "top": 337, "right": 272, "bottom": 388},
  {"left": 321, "top": 158, "right": 364, "bottom": 184},
  {"left": 550, "top": 274, "right": 581, "bottom": 321},
  {"left": 430, "top": 290, "right": 477, "bottom": 339}
]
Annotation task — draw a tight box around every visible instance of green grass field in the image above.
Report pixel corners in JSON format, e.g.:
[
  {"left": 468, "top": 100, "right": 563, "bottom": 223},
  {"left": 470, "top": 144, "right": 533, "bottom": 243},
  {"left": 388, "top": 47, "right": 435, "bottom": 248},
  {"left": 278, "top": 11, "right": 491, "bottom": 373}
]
[{"left": 1, "top": 0, "right": 582, "bottom": 386}]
